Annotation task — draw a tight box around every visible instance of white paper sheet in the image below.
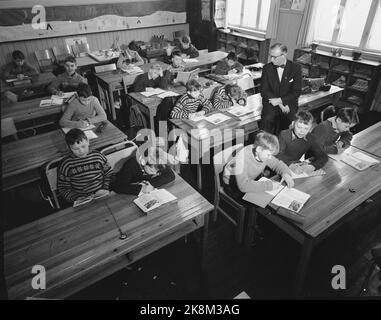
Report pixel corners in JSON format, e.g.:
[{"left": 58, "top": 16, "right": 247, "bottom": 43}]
[
  {"left": 271, "top": 188, "right": 311, "bottom": 214},
  {"left": 204, "top": 113, "right": 231, "bottom": 125},
  {"left": 62, "top": 124, "right": 96, "bottom": 134}
]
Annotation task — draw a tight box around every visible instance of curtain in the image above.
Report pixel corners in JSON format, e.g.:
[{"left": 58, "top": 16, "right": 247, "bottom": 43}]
[
  {"left": 266, "top": 0, "right": 281, "bottom": 39},
  {"left": 296, "top": 0, "right": 318, "bottom": 47}
]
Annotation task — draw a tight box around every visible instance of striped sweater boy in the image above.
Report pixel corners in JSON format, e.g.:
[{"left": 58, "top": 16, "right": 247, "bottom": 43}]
[
  {"left": 57, "top": 150, "right": 113, "bottom": 203},
  {"left": 212, "top": 85, "right": 234, "bottom": 110},
  {"left": 170, "top": 93, "right": 213, "bottom": 119}
]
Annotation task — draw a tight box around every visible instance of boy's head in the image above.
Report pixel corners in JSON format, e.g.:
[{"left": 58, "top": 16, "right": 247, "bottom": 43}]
[
  {"left": 226, "top": 51, "right": 237, "bottom": 67},
  {"left": 64, "top": 55, "right": 77, "bottom": 75},
  {"left": 186, "top": 79, "right": 202, "bottom": 99},
  {"left": 65, "top": 128, "right": 89, "bottom": 158},
  {"left": 148, "top": 64, "right": 162, "bottom": 79},
  {"left": 253, "top": 132, "right": 280, "bottom": 162},
  {"left": 292, "top": 110, "right": 314, "bottom": 139},
  {"left": 181, "top": 35, "right": 191, "bottom": 49},
  {"left": 171, "top": 50, "right": 183, "bottom": 67},
  {"left": 225, "top": 84, "right": 244, "bottom": 101},
  {"left": 128, "top": 40, "right": 139, "bottom": 52},
  {"left": 77, "top": 83, "right": 92, "bottom": 103},
  {"left": 336, "top": 107, "right": 358, "bottom": 132},
  {"left": 270, "top": 43, "right": 288, "bottom": 67},
  {"left": 12, "top": 50, "right": 25, "bottom": 67}
]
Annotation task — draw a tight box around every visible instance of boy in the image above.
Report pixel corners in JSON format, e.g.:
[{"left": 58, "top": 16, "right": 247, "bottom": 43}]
[
  {"left": 177, "top": 35, "right": 199, "bottom": 58},
  {"left": 214, "top": 51, "right": 244, "bottom": 75},
  {"left": 117, "top": 41, "right": 145, "bottom": 71},
  {"left": 276, "top": 110, "right": 328, "bottom": 174},
  {"left": 212, "top": 84, "right": 246, "bottom": 110},
  {"left": 57, "top": 128, "right": 113, "bottom": 203},
  {"left": 2, "top": 50, "right": 38, "bottom": 80},
  {"left": 59, "top": 83, "right": 107, "bottom": 129},
  {"left": 133, "top": 64, "right": 168, "bottom": 92},
  {"left": 162, "top": 50, "right": 186, "bottom": 85},
  {"left": 48, "top": 55, "right": 87, "bottom": 95},
  {"left": 312, "top": 107, "right": 358, "bottom": 154},
  {"left": 222, "top": 132, "right": 294, "bottom": 199},
  {"left": 170, "top": 79, "right": 213, "bottom": 119}
]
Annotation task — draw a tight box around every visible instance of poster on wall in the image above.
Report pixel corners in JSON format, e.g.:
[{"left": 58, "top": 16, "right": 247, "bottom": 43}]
[
  {"left": 280, "top": 0, "right": 306, "bottom": 11},
  {"left": 0, "top": 0, "right": 186, "bottom": 42},
  {"left": 214, "top": 0, "right": 226, "bottom": 28}
]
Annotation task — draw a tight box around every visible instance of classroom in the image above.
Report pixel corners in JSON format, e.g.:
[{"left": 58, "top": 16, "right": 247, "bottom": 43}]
[{"left": 1, "top": 0, "right": 381, "bottom": 301}]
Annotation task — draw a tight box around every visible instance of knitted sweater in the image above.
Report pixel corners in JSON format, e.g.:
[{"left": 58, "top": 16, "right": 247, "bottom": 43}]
[
  {"left": 214, "top": 58, "right": 244, "bottom": 75},
  {"left": 312, "top": 119, "right": 353, "bottom": 154},
  {"left": 57, "top": 150, "right": 113, "bottom": 202},
  {"left": 277, "top": 129, "right": 328, "bottom": 169},
  {"left": 112, "top": 156, "right": 175, "bottom": 195},
  {"left": 223, "top": 145, "right": 291, "bottom": 193},
  {"left": 2, "top": 61, "right": 39, "bottom": 80},
  {"left": 170, "top": 93, "right": 213, "bottom": 119},
  {"left": 133, "top": 73, "right": 169, "bottom": 92},
  {"left": 212, "top": 85, "right": 234, "bottom": 110},
  {"left": 59, "top": 96, "right": 107, "bottom": 128},
  {"left": 177, "top": 44, "right": 199, "bottom": 58},
  {"left": 47, "top": 71, "right": 87, "bottom": 94}
]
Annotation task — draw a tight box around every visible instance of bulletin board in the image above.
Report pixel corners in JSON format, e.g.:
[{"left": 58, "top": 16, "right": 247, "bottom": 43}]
[{"left": 0, "top": 0, "right": 186, "bottom": 42}]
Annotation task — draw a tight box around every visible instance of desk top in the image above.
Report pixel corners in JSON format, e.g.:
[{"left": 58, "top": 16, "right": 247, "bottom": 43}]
[
  {"left": 2, "top": 121, "right": 127, "bottom": 180},
  {"left": 4, "top": 173, "right": 213, "bottom": 299},
  {"left": 298, "top": 85, "right": 343, "bottom": 107},
  {"left": 271, "top": 146, "right": 381, "bottom": 238},
  {"left": 95, "top": 61, "right": 169, "bottom": 86},
  {"left": 1, "top": 96, "right": 63, "bottom": 123},
  {"left": 76, "top": 56, "right": 100, "bottom": 68},
  {"left": 0, "top": 72, "right": 56, "bottom": 94},
  {"left": 184, "top": 51, "right": 228, "bottom": 70},
  {"left": 350, "top": 122, "right": 381, "bottom": 158}
]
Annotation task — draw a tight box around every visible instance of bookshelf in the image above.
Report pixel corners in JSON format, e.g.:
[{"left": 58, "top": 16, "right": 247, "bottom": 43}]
[{"left": 293, "top": 48, "right": 381, "bottom": 112}]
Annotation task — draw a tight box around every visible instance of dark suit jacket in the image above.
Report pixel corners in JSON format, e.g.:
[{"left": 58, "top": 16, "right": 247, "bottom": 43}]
[{"left": 261, "top": 60, "right": 302, "bottom": 113}]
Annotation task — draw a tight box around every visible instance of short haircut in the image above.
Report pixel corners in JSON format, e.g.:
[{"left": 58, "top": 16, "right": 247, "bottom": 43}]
[
  {"left": 64, "top": 55, "right": 77, "bottom": 64},
  {"left": 182, "top": 35, "right": 191, "bottom": 44},
  {"left": 295, "top": 110, "right": 314, "bottom": 125},
  {"left": 225, "top": 84, "right": 243, "bottom": 100},
  {"left": 171, "top": 50, "right": 182, "bottom": 58},
  {"left": 65, "top": 128, "right": 88, "bottom": 146},
  {"left": 227, "top": 51, "right": 237, "bottom": 61},
  {"left": 12, "top": 50, "right": 25, "bottom": 60},
  {"left": 128, "top": 40, "right": 139, "bottom": 51},
  {"left": 253, "top": 131, "right": 280, "bottom": 154},
  {"left": 186, "top": 79, "right": 201, "bottom": 91},
  {"left": 270, "top": 43, "right": 288, "bottom": 53},
  {"left": 76, "top": 83, "right": 92, "bottom": 98},
  {"left": 336, "top": 107, "right": 359, "bottom": 125}
]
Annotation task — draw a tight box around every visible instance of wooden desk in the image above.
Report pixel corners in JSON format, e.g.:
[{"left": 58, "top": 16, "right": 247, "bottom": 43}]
[
  {"left": 95, "top": 61, "right": 169, "bottom": 121},
  {"left": 253, "top": 146, "right": 381, "bottom": 296},
  {"left": 183, "top": 51, "right": 228, "bottom": 71},
  {"left": 0, "top": 72, "right": 56, "bottom": 95},
  {"left": 4, "top": 173, "right": 213, "bottom": 299},
  {"left": 76, "top": 56, "right": 100, "bottom": 68},
  {"left": 1, "top": 96, "right": 63, "bottom": 132},
  {"left": 350, "top": 121, "right": 381, "bottom": 158},
  {"left": 298, "top": 85, "right": 344, "bottom": 110},
  {"left": 128, "top": 77, "right": 221, "bottom": 130},
  {"left": 2, "top": 121, "right": 127, "bottom": 191}
]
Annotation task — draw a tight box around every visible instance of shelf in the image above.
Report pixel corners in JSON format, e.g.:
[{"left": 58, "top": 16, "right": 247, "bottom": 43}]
[{"left": 347, "top": 87, "right": 368, "bottom": 94}]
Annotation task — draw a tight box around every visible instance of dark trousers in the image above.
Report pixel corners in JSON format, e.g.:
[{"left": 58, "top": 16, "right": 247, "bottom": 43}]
[{"left": 259, "top": 103, "right": 297, "bottom": 135}]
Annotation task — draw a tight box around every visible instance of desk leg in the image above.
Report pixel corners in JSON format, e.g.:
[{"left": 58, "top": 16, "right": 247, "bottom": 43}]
[
  {"left": 294, "top": 237, "right": 315, "bottom": 297},
  {"left": 107, "top": 86, "right": 117, "bottom": 121},
  {"left": 200, "top": 211, "right": 210, "bottom": 298}
]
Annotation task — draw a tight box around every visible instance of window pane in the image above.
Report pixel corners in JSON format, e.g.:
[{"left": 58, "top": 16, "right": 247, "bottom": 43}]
[
  {"left": 259, "top": 0, "right": 271, "bottom": 31},
  {"left": 312, "top": 0, "right": 341, "bottom": 42},
  {"left": 367, "top": 2, "right": 381, "bottom": 51},
  {"left": 242, "top": 0, "right": 259, "bottom": 29},
  {"left": 227, "top": 0, "right": 242, "bottom": 25},
  {"left": 337, "top": 0, "right": 372, "bottom": 47}
]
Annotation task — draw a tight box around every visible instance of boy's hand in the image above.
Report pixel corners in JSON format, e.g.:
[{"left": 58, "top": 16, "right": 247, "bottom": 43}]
[
  {"left": 56, "top": 91, "right": 64, "bottom": 97},
  {"left": 336, "top": 141, "right": 345, "bottom": 154},
  {"left": 78, "top": 120, "right": 90, "bottom": 128},
  {"left": 141, "top": 182, "right": 154, "bottom": 194},
  {"left": 281, "top": 173, "right": 294, "bottom": 188},
  {"left": 289, "top": 163, "right": 304, "bottom": 174}
]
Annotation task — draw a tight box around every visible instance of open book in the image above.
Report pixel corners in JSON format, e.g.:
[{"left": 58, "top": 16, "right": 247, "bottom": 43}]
[
  {"left": 121, "top": 65, "right": 143, "bottom": 74},
  {"left": 204, "top": 113, "right": 231, "bottom": 125},
  {"left": 73, "top": 191, "right": 109, "bottom": 208},
  {"left": 40, "top": 97, "right": 65, "bottom": 107},
  {"left": 140, "top": 88, "right": 166, "bottom": 97},
  {"left": 329, "top": 151, "right": 379, "bottom": 171},
  {"left": 290, "top": 168, "right": 326, "bottom": 179},
  {"left": 227, "top": 105, "right": 253, "bottom": 118},
  {"left": 271, "top": 187, "right": 311, "bottom": 214},
  {"left": 133, "top": 189, "right": 177, "bottom": 213},
  {"left": 176, "top": 68, "right": 200, "bottom": 84}
]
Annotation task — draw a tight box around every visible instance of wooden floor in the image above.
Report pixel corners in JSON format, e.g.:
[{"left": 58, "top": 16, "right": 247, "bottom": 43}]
[{"left": 2, "top": 112, "right": 381, "bottom": 299}]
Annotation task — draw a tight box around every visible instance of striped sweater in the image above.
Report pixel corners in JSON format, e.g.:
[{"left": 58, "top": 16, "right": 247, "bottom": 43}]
[
  {"left": 212, "top": 85, "right": 234, "bottom": 110},
  {"left": 170, "top": 93, "right": 213, "bottom": 119},
  {"left": 57, "top": 150, "right": 113, "bottom": 203}
]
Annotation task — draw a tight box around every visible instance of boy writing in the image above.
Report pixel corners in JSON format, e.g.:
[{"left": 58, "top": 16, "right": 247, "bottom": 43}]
[
  {"left": 214, "top": 51, "right": 244, "bottom": 76},
  {"left": 177, "top": 35, "right": 199, "bottom": 58},
  {"left": 57, "top": 128, "right": 113, "bottom": 203},
  {"left": 133, "top": 64, "right": 168, "bottom": 92},
  {"left": 2, "top": 50, "right": 39, "bottom": 80},
  {"left": 48, "top": 55, "right": 87, "bottom": 95},
  {"left": 276, "top": 110, "right": 328, "bottom": 174},
  {"left": 212, "top": 84, "right": 246, "bottom": 110},
  {"left": 170, "top": 79, "right": 213, "bottom": 119},
  {"left": 222, "top": 132, "right": 294, "bottom": 199}
]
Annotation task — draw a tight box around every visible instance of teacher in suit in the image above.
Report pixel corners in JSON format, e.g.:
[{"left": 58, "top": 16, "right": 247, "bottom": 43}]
[{"left": 260, "top": 43, "right": 302, "bottom": 135}]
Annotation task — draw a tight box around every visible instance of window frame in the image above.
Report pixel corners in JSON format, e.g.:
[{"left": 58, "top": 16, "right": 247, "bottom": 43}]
[{"left": 312, "top": 0, "right": 381, "bottom": 55}]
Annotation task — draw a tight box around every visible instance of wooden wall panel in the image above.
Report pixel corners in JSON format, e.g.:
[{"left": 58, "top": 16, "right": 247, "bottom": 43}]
[{"left": 0, "top": 23, "right": 189, "bottom": 69}]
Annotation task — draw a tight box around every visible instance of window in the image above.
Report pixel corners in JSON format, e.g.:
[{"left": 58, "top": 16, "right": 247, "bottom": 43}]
[
  {"left": 309, "top": 0, "right": 381, "bottom": 53},
  {"left": 226, "top": 0, "right": 271, "bottom": 32}
]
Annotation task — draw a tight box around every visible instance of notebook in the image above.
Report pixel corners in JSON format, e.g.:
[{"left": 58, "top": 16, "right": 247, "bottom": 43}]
[
  {"left": 329, "top": 151, "right": 379, "bottom": 171},
  {"left": 133, "top": 189, "right": 177, "bottom": 213},
  {"left": 141, "top": 88, "right": 166, "bottom": 97},
  {"left": 271, "top": 188, "right": 311, "bottom": 214},
  {"left": 176, "top": 68, "right": 200, "bottom": 84},
  {"left": 204, "top": 113, "right": 231, "bottom": 125}
]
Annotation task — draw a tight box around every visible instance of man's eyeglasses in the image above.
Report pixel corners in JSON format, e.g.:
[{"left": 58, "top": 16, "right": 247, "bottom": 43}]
[{"left": 270, "top": 53, "right": 285, "bottom": 59}]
